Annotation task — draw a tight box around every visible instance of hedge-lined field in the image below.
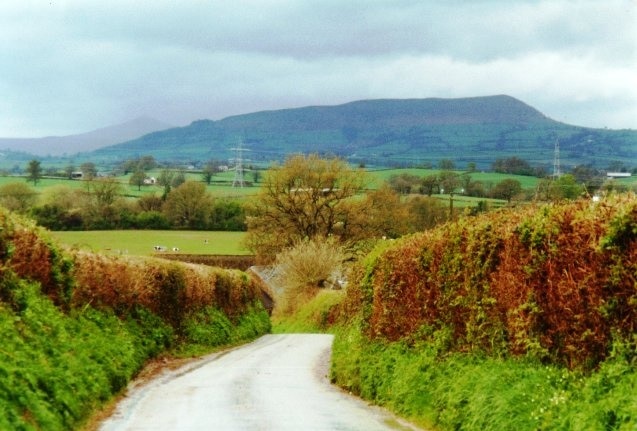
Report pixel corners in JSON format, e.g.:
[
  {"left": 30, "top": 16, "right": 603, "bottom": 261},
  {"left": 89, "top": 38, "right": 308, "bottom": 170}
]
[
  {"left": 332, "top": 193, "right": 636, "bottom": 429},
  {"left": 0, "top": 210, "right": 270, "bottom": 430},
  {"left": 50, "top": 230, "right": 249, "bottom": 256}
]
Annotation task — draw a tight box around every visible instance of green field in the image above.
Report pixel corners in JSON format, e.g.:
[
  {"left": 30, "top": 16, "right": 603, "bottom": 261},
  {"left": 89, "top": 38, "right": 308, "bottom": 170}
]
[
  {"left": 0, "top": 173, "right": 261, "bottom": 199},
  {"left": 50, "top": 230, "right": 249, "bottom": 256},
  {"left": 366, "top": 168, "right": 541, "bottom": 189}
]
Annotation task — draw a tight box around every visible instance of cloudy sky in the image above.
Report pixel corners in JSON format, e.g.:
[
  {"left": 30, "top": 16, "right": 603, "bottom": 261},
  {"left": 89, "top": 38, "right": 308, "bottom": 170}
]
[{"left": 1, "top": 0, "right": 635, "bottom": 137}]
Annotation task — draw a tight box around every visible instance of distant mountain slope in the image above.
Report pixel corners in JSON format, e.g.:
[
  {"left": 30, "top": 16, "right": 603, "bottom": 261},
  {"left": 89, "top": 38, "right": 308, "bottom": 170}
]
[
  {"left": 91, "top": 96, "right": 636, "bottom": 169},
  {"left": 0, "top": 117, "right": 173, "bottom": 156}
]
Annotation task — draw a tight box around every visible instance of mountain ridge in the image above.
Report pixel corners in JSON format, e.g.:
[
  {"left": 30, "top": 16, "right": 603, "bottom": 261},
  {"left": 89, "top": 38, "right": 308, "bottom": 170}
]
[{"left": 90, "top": 95, "right": 634, "bottom": 170}]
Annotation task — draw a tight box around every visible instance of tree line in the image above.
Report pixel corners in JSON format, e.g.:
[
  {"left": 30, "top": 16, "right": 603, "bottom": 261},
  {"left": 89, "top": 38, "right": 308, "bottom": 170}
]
[
  {"left": 1, "top": 177, "right": 245, "bottom": 231},
  {"left": 9, "top": 155, "right": 636, "bottom": 255}
]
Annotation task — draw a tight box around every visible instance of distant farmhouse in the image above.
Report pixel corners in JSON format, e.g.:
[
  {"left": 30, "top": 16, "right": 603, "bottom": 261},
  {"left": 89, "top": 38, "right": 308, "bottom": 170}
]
[{"left": 607, "top": 172, "right": 632, "bottom": 178}]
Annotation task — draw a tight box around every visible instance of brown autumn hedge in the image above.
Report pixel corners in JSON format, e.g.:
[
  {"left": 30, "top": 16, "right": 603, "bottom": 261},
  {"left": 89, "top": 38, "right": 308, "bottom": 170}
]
[
  {"left": 0, "top": 209, "right": 269, "bottom": 331},
  {"left": 342, "top": 193, "right": 636, "bottom": 369},
  {"left": 69, "top": 252, "right": 265, "bottom": 329}
]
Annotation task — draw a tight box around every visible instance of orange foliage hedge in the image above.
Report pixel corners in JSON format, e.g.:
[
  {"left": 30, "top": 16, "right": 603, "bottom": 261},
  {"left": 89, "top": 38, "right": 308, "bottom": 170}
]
[
  {"left": 0, "top": 209, "right": 268, "bottom": 332},
  {"left": 343, "top": 194, "right": 636, "bottom": 369},
  {"left": 70, "top": 252, "right": 265, "bottom": 330},
  {"left": 0, "top": 212, "right": 74, "bottom": 308}
]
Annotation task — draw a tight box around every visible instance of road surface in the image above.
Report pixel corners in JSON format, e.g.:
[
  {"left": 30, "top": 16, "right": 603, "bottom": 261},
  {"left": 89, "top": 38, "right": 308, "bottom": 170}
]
[{"left": 99, "top": 334, "right": 421, "bottom": 431}]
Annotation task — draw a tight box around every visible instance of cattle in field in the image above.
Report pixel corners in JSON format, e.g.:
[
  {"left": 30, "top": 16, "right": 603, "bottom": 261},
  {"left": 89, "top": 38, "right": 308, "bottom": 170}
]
[{"left": 153, "top": 245, "right": 166, "bottom": 252}]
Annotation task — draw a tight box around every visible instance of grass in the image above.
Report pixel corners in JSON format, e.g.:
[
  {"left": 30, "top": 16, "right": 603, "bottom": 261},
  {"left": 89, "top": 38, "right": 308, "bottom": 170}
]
[
  {"left": 271, "top": 289, "right": 344, "bottom": 333},
  {"left": 331, "top": 323, "right": 637, "bottom": 431},
  {"left": 366, "top": 168, "right": 541, "bottom": 190},
  {"left": 0, "top": 280, "right": 173, "bottom": 431},
  {"left": 0, "top": 174, "right": 260, "bottom": 199},
  {"left": 50, "top": 230, "right": 249, "bottom": 256}
]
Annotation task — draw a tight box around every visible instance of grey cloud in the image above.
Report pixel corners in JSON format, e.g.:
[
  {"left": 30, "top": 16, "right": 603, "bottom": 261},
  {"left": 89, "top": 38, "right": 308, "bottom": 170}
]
[
  {"left": 48, "top": 1, "right": 634, "bottom": 62},
  {"left": 0, "top": 0, "right": 634, "bottom": 136}
]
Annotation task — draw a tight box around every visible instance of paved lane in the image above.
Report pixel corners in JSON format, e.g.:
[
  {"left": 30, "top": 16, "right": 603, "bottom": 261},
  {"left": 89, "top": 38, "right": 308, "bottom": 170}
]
[{"left": 99, "top": 334, "right": 421, "bottom": 431}]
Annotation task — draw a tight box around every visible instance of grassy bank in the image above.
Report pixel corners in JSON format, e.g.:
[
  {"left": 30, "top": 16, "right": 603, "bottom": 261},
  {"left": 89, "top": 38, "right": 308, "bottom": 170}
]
[
  {"left": 269, "top": 291, "right": 635, "bottom": 430},
  {"left": 0, "top": 210, "right": 270, "bottom": 430},
  {"left": 331, "top": 322, "right": 635, "bottom": 430}
]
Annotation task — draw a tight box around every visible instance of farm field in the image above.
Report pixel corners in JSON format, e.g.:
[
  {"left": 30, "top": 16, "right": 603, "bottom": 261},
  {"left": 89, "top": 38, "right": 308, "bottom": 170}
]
[
  {"left": 367, "top": 168, "right": 541, "bottom": 189},
  {"left": 0, "top": 174, "right": 261, "bottom": 199},
  {"left": 50, "top": 230, "right": 249, "bottom": 256},
  {"left": 8, "top": 166, "right": 623, "bottom": 199}
]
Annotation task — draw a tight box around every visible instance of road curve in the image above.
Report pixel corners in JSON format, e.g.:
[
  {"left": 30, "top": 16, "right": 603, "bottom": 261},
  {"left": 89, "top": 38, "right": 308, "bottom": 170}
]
[{"left": 99, "top": 334, "right": 421, "bottom": 431}]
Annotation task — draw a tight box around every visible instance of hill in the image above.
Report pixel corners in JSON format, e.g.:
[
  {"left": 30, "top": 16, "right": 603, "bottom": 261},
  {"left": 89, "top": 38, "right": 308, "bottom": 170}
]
[
  {"left": 90, "top": 95, "right": 636, "bottom": 170},
  {"left": 0, "top": 117, "right": 173, "bottom": 157}
]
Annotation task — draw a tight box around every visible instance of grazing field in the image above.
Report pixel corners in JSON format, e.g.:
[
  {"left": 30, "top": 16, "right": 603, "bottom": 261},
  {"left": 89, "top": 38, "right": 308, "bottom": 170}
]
[
  {"left": 367, "top": 168, "right": 540, "bottom": 189},
  {"left": 50, "top": 230, "right": 249, "bottom": 256},
  {"left": 0, "top": 176, "right": 88, "bottom": 190}
]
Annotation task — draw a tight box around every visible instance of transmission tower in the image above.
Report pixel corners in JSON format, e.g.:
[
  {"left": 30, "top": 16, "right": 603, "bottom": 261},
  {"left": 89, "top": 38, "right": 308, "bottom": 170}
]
[
  {"left": 552, "top": 138, "right": 561, "bottom": 178},
  {"left": 230, "top": 141, "right": 250, "bottom": 188}
]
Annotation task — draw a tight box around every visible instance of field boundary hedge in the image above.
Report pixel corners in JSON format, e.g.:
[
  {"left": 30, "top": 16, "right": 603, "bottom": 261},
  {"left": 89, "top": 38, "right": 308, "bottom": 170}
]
[
  {"left": 0, "top": 209, "right": 271, "bottom": 430},
  {"left": 156, "top": 253, "right": 256, "bottom": 270},
  {"left": 341, "top": 193, "right": 636, "bottom": 368}
]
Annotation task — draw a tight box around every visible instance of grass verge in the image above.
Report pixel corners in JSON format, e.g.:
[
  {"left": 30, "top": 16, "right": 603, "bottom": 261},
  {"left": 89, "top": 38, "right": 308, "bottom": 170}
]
[
  {"left": 271, "top": 289, "right": 344, "bottom": 333},
  {"left": 0, "top": 281, "right": 270, "bottom": 431},
  {"left": 331, "top": 322, "right": 636, "bottom": 430}
]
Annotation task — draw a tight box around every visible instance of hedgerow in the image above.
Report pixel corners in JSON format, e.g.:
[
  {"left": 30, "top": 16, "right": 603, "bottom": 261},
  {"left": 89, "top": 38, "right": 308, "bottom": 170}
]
[
  {"left": 341, "top": 194, "right": 636, "bottom": 369},
  {"left": 0, "top": 208, "right": 271, "bottom": 430},
  {"left": 332, "top": 194, "right": 636, "bottom": 429}
]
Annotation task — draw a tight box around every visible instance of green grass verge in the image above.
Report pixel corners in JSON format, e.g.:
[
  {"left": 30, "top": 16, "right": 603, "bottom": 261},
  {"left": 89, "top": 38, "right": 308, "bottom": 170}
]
[
  {"left": 49, "top": 230, "right": 249, "bottom": 256},
  {"left": 271, "top": 289, "right": 344, "bottom": 334},
  {"left": 331, "top": 322, "right": 636, "bottom": 431},
  {"left": 0, "top": 278, "right": 270, "bottom": 430},
  {"left": 0, "top": 279, "right": 172, "bottom": 430}
]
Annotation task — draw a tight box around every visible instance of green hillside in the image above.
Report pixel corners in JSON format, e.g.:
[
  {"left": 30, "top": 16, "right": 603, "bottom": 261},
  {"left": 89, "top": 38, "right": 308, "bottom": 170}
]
[{"left": 88, "top": 95, "right": 637, "bottom": 170}]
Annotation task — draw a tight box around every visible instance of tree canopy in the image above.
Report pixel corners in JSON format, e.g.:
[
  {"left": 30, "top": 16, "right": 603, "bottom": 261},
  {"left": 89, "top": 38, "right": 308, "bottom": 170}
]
[
  {"left": 26, "top": 160, "right": 42, "bottom": 185},
  {"left": 245, "top": 154, "right": 368, "bottom": 261}
]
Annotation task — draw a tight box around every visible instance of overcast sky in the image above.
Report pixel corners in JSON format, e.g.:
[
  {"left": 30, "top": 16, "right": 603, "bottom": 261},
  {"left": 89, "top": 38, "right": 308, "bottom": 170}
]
[{"left": 1, "top": 0, "right": 635, "bottom": 137}]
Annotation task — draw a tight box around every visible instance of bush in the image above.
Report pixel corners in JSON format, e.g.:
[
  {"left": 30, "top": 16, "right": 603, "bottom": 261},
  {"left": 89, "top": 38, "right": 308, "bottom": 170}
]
[
  {"left": 135, "top": 210, "right": 171, "bottom": 229},
  {"left": 272, "top": 238, "right": 345, "bottom": 314}
]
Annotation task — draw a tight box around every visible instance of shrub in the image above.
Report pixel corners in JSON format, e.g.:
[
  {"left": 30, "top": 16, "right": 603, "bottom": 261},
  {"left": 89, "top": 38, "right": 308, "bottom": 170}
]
[
  {"left": 69, "top": 252, "right": 266, "bottom": 332},
  {"left": 135, "top": 210, "right": 171, "bottom": 229},
  {"left": 272, "top": 238, "right": 345, "bottom": 314}
]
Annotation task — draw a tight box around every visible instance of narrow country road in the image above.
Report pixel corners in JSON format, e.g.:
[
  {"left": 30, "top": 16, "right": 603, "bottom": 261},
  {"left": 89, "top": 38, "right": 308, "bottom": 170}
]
[{"left": 99, "top": 334, "right": 421, "bottom": 431}]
